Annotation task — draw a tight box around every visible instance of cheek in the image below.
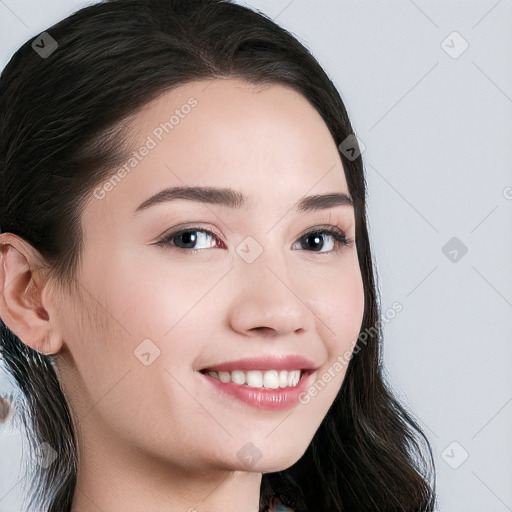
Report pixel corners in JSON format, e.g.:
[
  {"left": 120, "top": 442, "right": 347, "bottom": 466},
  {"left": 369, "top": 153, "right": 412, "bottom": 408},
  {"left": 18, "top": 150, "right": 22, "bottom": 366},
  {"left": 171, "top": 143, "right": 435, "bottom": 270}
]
[
  {"left": 310, "top": 264, "right": 365, "bottom": 350},
  {"left": 81, "top": 261, "right": 196, "bottom": 344},
  {"left": 293, "top": 269, "right": 365, "bottom": 430}
]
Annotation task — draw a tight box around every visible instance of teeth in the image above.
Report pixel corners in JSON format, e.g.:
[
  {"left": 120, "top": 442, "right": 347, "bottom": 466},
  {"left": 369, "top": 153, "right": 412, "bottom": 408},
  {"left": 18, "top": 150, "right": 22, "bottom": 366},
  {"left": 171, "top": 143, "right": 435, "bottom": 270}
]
[
  {"left": 231, "top": 370, "right": 245, "bottom": 385},
  {"left": 206, "top": 369, "right": 302, "bottom": 389},
  {"left": 247, "top": 370, "right": 263, "bottom": 387}
]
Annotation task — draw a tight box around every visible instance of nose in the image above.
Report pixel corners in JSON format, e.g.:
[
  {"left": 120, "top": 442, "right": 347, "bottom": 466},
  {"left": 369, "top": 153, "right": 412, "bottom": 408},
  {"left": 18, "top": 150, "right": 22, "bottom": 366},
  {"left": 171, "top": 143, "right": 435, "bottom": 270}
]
[{"left": 227, "top": 247, "right": 316, "bottom": 338}]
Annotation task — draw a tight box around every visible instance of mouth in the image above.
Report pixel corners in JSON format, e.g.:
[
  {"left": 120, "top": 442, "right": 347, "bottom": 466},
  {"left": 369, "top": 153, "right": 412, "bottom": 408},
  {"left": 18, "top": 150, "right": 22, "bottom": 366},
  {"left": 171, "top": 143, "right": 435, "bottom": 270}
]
[
  {"left": 196, "top": 355, "right": 320, "bottom": 411},
  {"left": 198, "top": 368, "right": 313, "bottom": 389}
]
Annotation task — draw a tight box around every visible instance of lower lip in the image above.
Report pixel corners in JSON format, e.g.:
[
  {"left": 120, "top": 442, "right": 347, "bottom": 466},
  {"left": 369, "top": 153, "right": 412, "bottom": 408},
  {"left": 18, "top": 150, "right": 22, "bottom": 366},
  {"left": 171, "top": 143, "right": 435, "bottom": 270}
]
[{"left": 199, "top": 370, "right": 315, "bottom": 411}]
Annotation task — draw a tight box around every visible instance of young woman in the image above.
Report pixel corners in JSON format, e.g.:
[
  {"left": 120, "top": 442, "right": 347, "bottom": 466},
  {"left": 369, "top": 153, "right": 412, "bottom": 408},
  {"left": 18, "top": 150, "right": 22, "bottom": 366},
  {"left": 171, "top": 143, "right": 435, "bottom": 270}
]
[{"left": 0, "top": 0, "right": 436, "bottom": 510}]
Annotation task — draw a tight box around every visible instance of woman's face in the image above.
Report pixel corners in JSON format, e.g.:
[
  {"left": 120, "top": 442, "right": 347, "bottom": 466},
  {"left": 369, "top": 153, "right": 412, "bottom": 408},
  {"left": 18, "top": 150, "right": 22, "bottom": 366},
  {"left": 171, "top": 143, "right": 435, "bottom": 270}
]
[{"left": 55, "top": 78, "right": 365, "bottom": 474}]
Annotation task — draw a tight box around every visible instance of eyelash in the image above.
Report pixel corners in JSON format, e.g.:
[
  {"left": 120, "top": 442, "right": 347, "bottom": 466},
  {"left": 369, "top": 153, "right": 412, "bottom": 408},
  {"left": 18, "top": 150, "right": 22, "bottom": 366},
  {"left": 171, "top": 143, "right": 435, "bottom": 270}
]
[{"left": 155, "top": 224, "right": 352, "bottom": 255}]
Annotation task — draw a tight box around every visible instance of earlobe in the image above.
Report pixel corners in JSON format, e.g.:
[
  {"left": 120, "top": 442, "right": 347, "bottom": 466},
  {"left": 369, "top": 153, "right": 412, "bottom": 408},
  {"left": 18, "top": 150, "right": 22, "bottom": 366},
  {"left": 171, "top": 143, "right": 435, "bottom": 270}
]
[{"left": 0, "top": 233, "right": 63, "bottom": 355}]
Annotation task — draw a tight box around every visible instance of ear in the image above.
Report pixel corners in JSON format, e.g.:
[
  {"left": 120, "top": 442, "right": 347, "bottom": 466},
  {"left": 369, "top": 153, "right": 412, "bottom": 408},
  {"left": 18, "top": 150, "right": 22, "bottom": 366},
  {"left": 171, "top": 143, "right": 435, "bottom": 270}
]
[{"left": 0, "top": 232, "right": 64, "bottom": 355}]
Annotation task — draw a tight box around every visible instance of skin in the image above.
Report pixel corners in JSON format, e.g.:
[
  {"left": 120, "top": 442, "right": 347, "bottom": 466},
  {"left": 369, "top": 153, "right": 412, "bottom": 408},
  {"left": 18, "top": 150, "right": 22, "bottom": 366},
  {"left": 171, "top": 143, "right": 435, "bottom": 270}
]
[{"left": 0, "top": 78, "right": 365, "bottom": 512}]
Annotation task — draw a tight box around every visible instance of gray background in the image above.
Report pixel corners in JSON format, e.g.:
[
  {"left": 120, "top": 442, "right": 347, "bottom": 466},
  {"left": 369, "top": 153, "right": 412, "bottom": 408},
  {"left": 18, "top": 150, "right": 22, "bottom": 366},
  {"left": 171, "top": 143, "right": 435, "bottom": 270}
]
[{"left": 1, "top": 1, "right": 511, "bottom": 510}]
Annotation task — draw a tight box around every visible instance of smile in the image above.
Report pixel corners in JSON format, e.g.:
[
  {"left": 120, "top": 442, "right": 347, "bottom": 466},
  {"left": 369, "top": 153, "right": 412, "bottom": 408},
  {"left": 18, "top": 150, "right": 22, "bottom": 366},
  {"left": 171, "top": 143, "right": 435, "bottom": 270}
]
[
  {"left": 199, "top": 368, "right": 316, "bottom": 411},
  {"left": 200, "top": 369, "right": 302, "bottom": 389}
]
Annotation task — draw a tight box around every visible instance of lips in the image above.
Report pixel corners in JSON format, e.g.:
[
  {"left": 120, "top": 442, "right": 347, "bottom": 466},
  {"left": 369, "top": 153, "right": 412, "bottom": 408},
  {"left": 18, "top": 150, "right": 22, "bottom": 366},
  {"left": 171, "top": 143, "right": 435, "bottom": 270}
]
[
  {"left": 199, "top": 364, "right": 318, "bottom": 411},
  {"left": 198, "top": 354, "right": 319, "bottom": 373}
]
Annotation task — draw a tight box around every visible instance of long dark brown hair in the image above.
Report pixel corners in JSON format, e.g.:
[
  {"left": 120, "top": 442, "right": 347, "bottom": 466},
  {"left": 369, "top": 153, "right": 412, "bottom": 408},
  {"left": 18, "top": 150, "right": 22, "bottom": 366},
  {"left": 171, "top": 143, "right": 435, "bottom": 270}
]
[{"left": 0, "top": 1, "right": 436, "bottom": 510}]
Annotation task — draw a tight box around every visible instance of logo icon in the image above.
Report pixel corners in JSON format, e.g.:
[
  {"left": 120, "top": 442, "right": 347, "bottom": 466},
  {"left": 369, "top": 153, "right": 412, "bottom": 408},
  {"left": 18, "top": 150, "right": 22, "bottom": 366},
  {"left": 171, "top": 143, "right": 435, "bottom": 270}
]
[
  {"left": 442, "top": 236, "right": 468, "bottom": 263},
  {"left": 32, "top": 442, "right": 58, "bottom": 468},
  {"left": 236, "top": 236, "right": 263, "bottom": 264},
  {"left": 236, "top": 442, "right": 263, "bottom": 468},
  {"left": 134, "top": 338, "right": 161, "bottom": 366},
  {"left": 441, "top": 32, "right": 469, "bottom": 59},
  {"left": 31, "top": 32, "right": 58, "bottom": 59},
  {"left": 441, "top": 441, "right": 469, "bottom": 469},
  {"left": 338, "top": 134, "right": 366, "bottom": 161}
]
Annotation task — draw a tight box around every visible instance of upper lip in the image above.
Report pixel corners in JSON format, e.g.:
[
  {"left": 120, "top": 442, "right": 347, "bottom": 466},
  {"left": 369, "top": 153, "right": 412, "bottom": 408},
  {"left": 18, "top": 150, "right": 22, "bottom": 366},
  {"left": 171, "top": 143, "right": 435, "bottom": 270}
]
[{"left": 199, "top": 355, "right": 319, "bottom": 372}]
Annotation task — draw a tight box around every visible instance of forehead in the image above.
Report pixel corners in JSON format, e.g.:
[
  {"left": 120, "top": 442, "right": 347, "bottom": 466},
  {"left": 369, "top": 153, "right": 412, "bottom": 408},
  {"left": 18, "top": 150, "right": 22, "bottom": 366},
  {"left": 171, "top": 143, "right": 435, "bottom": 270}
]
[{"left": 92, "top": 78, "right": 349, "bottom": 220}]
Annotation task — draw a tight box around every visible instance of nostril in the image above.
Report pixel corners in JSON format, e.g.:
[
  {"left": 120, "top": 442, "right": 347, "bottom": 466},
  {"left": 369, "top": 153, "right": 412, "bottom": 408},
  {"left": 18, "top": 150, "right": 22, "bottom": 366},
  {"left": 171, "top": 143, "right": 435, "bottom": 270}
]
[{"left": 250, "top": 327, "right": 276, "bottom": 337}]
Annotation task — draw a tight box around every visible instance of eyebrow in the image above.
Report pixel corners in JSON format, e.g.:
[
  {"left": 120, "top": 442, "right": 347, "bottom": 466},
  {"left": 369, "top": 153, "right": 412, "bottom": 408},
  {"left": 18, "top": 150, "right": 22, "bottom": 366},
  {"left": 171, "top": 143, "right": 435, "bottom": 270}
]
[{"left": 133, "top": 186, "right": 353, "bottom": 215}]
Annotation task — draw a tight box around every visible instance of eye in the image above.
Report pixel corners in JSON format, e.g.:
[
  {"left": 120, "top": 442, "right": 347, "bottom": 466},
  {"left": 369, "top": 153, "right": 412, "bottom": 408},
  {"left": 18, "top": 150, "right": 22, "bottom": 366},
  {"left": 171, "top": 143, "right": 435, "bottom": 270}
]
[
  {"left": 292, "top": 226, "right": 351, "bottom": 254},
  {"left": 155, "top": 227, "right": 223, "bottom": 252},
  {"left": 155, "top": 225, "right": 352, "bottom": 254}
]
